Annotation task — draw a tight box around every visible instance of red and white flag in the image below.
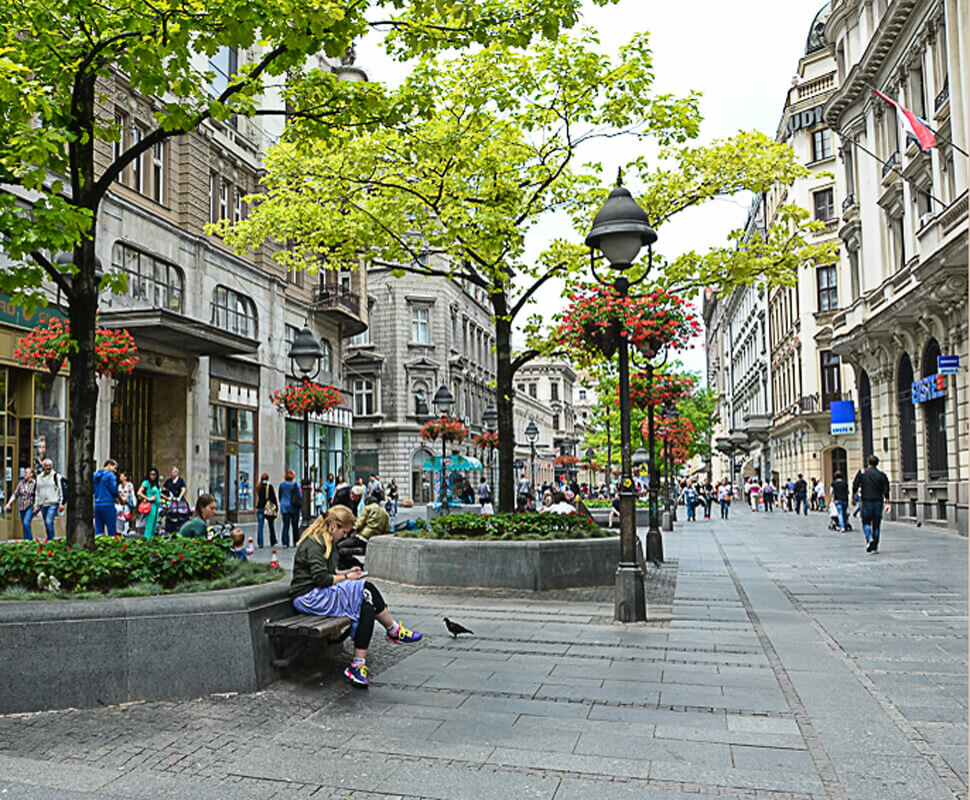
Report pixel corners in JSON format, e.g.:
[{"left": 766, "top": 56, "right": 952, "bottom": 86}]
[{"left": 873, "top": 89, "right": 936, "bottom": 153}]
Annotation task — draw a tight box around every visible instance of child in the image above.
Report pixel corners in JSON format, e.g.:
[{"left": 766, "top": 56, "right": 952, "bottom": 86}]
[{"left": 230, "top": 528, "right": 247, "bottom": 561}]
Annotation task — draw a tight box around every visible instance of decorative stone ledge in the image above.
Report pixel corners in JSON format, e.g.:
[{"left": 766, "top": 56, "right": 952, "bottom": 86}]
[
  {"left": 366, "top": 535, "right": 620, "bottom": 591},
  {"left": 0, "top": 580, "right": 294, "bottom": 714}
]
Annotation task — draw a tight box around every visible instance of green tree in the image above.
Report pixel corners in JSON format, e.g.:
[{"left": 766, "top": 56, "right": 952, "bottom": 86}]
[{"left": 0, "top": 0, "right": 602, "bottom": 548}]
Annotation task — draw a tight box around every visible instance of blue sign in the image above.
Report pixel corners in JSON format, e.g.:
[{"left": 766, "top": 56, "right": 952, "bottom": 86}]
[
  {"left": 912, "top": 374, "right": 945, "bottom": 404},
  {"left": 938, "top": 355, "right": 959, "bottom": 375},
  {"left": 830, "top": 400, "right": 856, "bottom": 435}
]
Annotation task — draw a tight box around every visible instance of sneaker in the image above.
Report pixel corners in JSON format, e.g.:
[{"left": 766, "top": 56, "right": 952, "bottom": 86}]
[
  {"left": 866, "top": 540, "right": 875, "bottom": 552},
  {"left": 387, "top": 625, "right": 423, "bottom": 644},
  {"left": 344, "top": 663, "right": 369, "bottom": 687}
]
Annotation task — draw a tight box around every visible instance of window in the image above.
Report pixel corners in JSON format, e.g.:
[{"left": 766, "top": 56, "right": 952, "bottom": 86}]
[
  {"left": 820, "top": 351, "right": 841, "bottom": 409},
  {"left": 550, "top": 382, "right": 559, "bottom": 401},
  {"left": 151, "top": 142, "right": 164, "bottom": 204},
  {"left": 858, "top": 370, "right": 873, "bottom": 460},
  {"left": 910, "top": 63, "right": 927, "bottom": 120},
  {"left": 411, "top": 308, "right": 429, "bottom": 343},
  {"left": 234, "top": 186, "right": 244, "bottom": 222},
  {"left": 923, "top": 339, "right": 948, "bottom": 479},
  {"left": 353, "top": 378, "right": 375, "bottom": 416},
  {"left": 517, "top": 383, "right": 525, "bottom": 393},
  {"left": 813, "top": 188, "right": 834, "bottom": 221},
  {"left": 351, "top": 325, "right": 370, "bottom": 346},
  {"left": 579, "top": 389, "right": 587, "bottom": 401},
  {"left": 812, "top": 128, "right": 832, "bottom": 161},
  {"left": 131, "top": 126, "right": 144, "bottom": 193},
  {"left": 528, "top": 383, "right": 537, "bottom": 399},
  {"left": 817, "top": 264, "right": 838, "bottom": 311},
  {"left": 113, "top": 113, "right": 127, "bottom": 184},
  {"left": 321, "top": 340, "right": 332, "bottom": 373},
  {"left": 219, "top": 179, "right": 229, "bottom": 222},
  {"left": 897, "top": 354, "right": 917, "bottom": 480},
  {"left": 208, "top": 46, "right": 238, "bottom": 96},
  {"left": 112, "top": 242, "right": 184, "bottom": 312},
  {"left": 552, "top": 414, "right": 560, "bottom": 430},
  {"left": 211, "top": 285, "right": 257, "bottom": 338}
]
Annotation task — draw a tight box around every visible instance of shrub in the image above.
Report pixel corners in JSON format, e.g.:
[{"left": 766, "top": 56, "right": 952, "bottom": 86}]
[
  {"left": 0, "top": 535, "right": 250, "bottom": 593},
  {"left": 398, "top": 512, "right": 610, "bottom": 541},
  {"left": 584, "top": 498, "right": 649, "bottom": 508}
]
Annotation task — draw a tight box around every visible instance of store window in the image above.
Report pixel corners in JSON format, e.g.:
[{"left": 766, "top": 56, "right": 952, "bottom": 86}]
[
  {"left": 34, "top": 375, "right": 67, "bottom": 475},
  {"left": 285, "top": 420, "right": 349, "bottom": 489},
  {"left": 211, "top": 285, "right": 257, "bottom": 338},
  {"left": 112, "top": 242, "right": 184, "bottom": 312},
  {"left": 208, "top": 403, "right": 256, "bottom": 519}
]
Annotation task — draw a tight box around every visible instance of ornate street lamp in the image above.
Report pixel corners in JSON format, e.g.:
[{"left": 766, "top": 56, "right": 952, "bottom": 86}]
[
  {"left": 525, "top": 420, "right": 539, "bottom": 503},
  {"left": 663, "top": 401, "right": 679, "bottom": 523},
  {"left": 585, "top": 175, "right": 657, "bottom": 622},
  {"left": 287, "top": 326, "right": 324, "bottom": 528},
  {"left": 483, "top": 404, "right": 498, "bottom": 507},
  {"left": 585, "top": 446, "right": 595, "bottom": 493},
  {"left": 432, "top": 385, "right": 455, "bottom": 514}
]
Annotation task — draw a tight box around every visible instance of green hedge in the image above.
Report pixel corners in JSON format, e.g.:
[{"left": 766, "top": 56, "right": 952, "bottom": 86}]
[
  {"left": 0, "top": 536, "right": 264, "bottom": 593},
  {"left": 398, "top": 512, "right": 610, "bottom": 541},
  {"left": 583, "top": 498, "right": 648, "bottom": 508}
]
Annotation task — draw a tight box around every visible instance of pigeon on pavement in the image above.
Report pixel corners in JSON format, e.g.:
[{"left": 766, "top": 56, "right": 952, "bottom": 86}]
[{"left": 443, "top": 617, "right": 474, "bottom": 638}]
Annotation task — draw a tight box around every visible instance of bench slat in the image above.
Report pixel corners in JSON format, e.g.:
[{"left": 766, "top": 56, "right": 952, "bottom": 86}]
[{"left": 265, "top": 614, "right": 351, "bottom": 639}]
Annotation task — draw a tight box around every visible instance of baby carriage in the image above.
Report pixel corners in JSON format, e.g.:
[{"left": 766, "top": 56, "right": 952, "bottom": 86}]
[
  {"left": 162, "top": 494, "right": 192, "bottom": 534},
  {"left": 828, "top": 502, "right": 852, "bottom": 532}
]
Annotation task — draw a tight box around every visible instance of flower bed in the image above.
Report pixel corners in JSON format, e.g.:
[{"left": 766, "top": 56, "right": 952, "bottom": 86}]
[{"left": 398, "top": 512, "right": 608, "bottom": 541}]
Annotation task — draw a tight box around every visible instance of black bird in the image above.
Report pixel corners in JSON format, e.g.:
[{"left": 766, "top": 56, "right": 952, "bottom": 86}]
[{"left": 443, "top": 617, "right": 474, "bottom": 638}]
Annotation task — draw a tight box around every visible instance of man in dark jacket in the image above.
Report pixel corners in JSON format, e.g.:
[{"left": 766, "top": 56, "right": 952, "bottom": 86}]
[
  {"left": 93, "top": 458, "right": 120, "bottom": 537},
  {"left": 330, "top": 482, "right": 355, "bottom": 512},
  {"left": 852, "top": 455, "right": 891, "bottom": 552},
  {"left": 830, "top": 471, "right": 850, "bottom": 531},
  {"left": 793, "top": 474, "right": 808, "bottom": 516}
]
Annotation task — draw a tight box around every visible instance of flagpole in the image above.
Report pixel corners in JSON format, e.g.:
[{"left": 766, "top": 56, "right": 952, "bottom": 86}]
[
  {"left": 837, "top": 131, "right": 949, "bottom": 209},
  {"left": 869, "top": 84, "right": 969, "bottom": 157}
]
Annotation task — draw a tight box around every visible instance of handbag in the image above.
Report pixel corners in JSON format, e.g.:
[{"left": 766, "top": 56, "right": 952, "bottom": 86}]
[
  {"left": 137, "top": 500, "right": 152, "bottom": 515},
  {"left": 264, "top": 500, "right": 278, "bottom": 519}
]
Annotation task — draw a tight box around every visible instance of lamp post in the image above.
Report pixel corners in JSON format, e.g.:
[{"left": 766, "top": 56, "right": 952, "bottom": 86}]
[
  {"left": 663, "top": 401, "right": 678, "bottom": 523},
  {"left": 287, "top": 326, "right": 324, "bottom": 529},
  {"left": 586, "top": 446, "right": 595, "bottom": 494},
  {"left": 560, "top": 435, "right": 575, "bottom": 489},
  {"left": 432, "top": 385, "right": 455, "bottom": 514},
  {"left": 483, "top": 404, "right": 498, "bottom": 507},
  {"left": 585, "top": 176, "right": 657, "bottom": 622},
  {"left": 525, "top": 420, "right": 539, "bottom": 505}
]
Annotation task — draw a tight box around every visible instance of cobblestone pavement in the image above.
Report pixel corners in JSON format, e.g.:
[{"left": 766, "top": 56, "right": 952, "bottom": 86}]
[{"left": 0, "top": 510, "right": 965, "bottom": 799}]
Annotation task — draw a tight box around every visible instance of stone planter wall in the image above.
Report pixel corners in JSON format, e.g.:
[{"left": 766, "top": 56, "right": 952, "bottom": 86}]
[
  {"left": 366, "top": 535, "right": 620, "bottom": 591},
  {"left": 0, "top": 581, "right": 296, "bottom": 714}
]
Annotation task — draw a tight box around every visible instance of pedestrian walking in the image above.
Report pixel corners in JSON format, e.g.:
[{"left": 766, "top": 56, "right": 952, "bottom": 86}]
[
  {"left": 278, "top": 469, "right": 302, "bottom": 547},
  {"left": 93, "top": 458, "right": 121, "bottom": 537},
  {"left": 136, "top": 466, "right": 162, "bottom": 538},
  {"left": 255, "top": 473, "right": 278, "bottom": 548},
  {"left": 516, "top": 474, "right": 532, "bottom": 511},
  {"left": 477, "top": 476, "right": 492, "bottom": 513},
  {"left": 324, "top": 473, "right": 336, "bottom": 508},
  {"left": 762, "top": 480, "right": 775, "bottom": 512},
  {"left": 793, "top": 474, "right": 808, "bottom": 515},
  {"left": 830, "top": 471, "right": 850, "bottom": 532},
  {"left": 852, "top": 455, "right": 891, "bottom": 552},
  {"left": 331, "top": 477, "right": 354, "bottom": 512},
  {"left": 717, "top": 478, "right": 731, "bottom": 519},
  {"left": 116, "top": 471, "right": 137, "bottom": 535},
  {"left": 680, "top": 481, "right": 698, "bottom": 521},
  {"left": 748, "top": 479, "right": 761, "bottom": 512},
  {"left": 785, "top": 477, "right": 795, "bottom": 512},
  {"left": 34, "top": 458, "right": 65, "bottom": 542},
  {"left": 386, "top": 478, "right": 399, "bottom": 517},
  {"left": 4, "top": 468, "right": 36, "bottom": 540},
  {"left": 290, "top": 506, "right": 423, "bottom": 688}
]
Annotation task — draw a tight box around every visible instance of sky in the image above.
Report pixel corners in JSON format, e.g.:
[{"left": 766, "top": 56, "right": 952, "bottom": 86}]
[{"left": 356, "top": 0, "right": 831, "bottom": 379}]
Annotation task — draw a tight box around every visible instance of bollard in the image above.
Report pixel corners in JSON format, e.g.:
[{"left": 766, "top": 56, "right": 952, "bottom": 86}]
[{"left": 661, "top": 510, "right": 673, "bottom": 531}]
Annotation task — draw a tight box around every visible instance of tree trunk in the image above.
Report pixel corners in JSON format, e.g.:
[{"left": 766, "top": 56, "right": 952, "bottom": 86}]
[{"left": 493, "top": 305, "right": 516, "bottom": 514}]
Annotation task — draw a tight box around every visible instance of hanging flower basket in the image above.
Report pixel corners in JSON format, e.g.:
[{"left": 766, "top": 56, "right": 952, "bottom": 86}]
[
  {"left": 628, "top": 372, "right": 697, "bottom": 412},
  {"left": 270, "top": 381, "right": 342, "bottom": 416},
  {"left": 472, "top": 431, "right": 499, "bottom": 449},
  {"left": 553, "top": 454, "right": 579, "bottom": 467},
  {"left": 642, "top": 415, "right": 696, "bottom": 467},
  {"left": 420, "top": 416, "right": 468, "bottom": 443},
  {"left": 14, "top": 318, "right": 139, "bottom": 377}
]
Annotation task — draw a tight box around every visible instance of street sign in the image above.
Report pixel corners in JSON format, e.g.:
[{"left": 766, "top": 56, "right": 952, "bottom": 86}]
[
  {"left": 938, "top": 355, "right": 959, "bottom": 375},
  {"left": 830, "top": 400, "right": 856, "bottom": 435}
]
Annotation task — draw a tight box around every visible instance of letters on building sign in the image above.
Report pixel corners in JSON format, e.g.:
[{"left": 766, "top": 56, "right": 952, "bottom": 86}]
[
  {"left": 785, "top": 105, "right": 824, "bottom": 136},
  {"left": 911, "top": 373, "right": 945, "bottom": 404}
]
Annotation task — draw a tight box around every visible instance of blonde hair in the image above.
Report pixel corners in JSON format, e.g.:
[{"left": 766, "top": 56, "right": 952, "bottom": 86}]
[{"left": 296, "top": 506, "right": 355, "bottom": 556}]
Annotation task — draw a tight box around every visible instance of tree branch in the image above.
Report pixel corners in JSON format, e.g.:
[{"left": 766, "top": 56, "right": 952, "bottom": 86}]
[
  {"left": 510, "top": 260, "right": 567, "bottom": 318},
  {"left": 31, "top": 250, "right": 75, "bottom": 303}
]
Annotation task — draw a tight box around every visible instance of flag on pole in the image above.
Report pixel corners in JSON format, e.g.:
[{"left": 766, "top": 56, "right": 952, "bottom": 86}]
[{"left": 873, "top": 89, "right": 936, "bottom": 153}]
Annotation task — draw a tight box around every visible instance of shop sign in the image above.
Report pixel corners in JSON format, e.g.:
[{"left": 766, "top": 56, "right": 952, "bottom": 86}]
[
  {"left": 911, "top": 373, "right": 945, "bottom": 404},
  {"left": 785, "top": 105, "right": 824, "bottom": 137},
  {"left": 0, "top": 294, "right": 65, "bottom": 330},
  {"left": 829, "top": 400, "right": 856, "bottom": 435},
  {"left": 216, "top": 381, "right": 258, "bottom": 409},
  {"left": 937, "top": 355, "right": 959, "bottom": 375}
]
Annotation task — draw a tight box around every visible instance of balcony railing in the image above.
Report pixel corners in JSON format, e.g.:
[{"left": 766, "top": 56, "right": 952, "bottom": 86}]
[
  {"left": 798, "top": 394, "right": 819, "bottom": 413},
  {"left": 935, "top": 76, "right": 949, "bottom": 113},
  {"left": 882, "top": 151, "right": 900, "bottom": 178},
  {"left": 841, "top": 193, "right": 856, "bottom": 214},
  {"left": 312, "top": 288, "right": 360, "bottom": 317}
]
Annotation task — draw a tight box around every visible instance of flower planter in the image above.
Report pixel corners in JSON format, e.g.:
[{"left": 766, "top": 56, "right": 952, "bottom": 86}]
[{"left": 583, "top": 319, "right": 620, "bottom": 358}]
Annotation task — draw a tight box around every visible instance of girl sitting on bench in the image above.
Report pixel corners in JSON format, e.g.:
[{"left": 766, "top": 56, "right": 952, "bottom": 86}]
[{"left": 289, "top": 506, "right": 423, "bottom": 687}]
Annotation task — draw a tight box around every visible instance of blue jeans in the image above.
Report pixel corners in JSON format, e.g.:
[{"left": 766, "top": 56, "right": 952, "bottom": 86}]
[
  {"left": 94, "top": 504, "right": 117, "bottom": 537},
  {"left": 19, "top": 507, "right": 34, "bottom": 540},
  {"left": 257, "top": 510, "right": 276, "bottom": 548},
  {"left": 686, "top": 501, "right": 696, "bottom": 521},
  {"left": 281, "top": 511, "right": 299, "bottom": 547},
  {"left": 860, "top": 500, "right": 884, "bottom": 546},
  {"left": 39, "top": 504, "right": 58, "bottom": 541},
  {"left": 720, "top": 499, "right": 730, "bottom": 518},
  {"left": 795, "top": 494, "right": 808, "bottom": 515},
  {"left": 834, "top": 500, "right": 847, "bottom": 530}
]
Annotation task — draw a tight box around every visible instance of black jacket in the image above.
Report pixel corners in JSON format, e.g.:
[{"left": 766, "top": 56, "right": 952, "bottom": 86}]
[
  {"left": 830, "top": 479, "right": 849, "bottom": 504},
  {"left": 852, "top": 467, "right": 890, "bottom": 502},
  {"left": 331, "top": 485, "right": 354, "bottom": 511},
  {"left": 794, "top": 478, "right": 807, "bottom": 495}
]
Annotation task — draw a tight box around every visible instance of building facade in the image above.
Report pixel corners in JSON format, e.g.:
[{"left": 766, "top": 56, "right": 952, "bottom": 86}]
[
  {"left": 768, "top": 4, "right": 863, "bottom": 493},
  {"left": 823, "top": 0, "right": 968, "bottom": 532}
]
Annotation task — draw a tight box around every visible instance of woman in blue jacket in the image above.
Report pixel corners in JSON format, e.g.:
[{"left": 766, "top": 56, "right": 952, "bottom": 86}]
[{"left": 278, "top": 469, "right": 303, "bottom": 547}]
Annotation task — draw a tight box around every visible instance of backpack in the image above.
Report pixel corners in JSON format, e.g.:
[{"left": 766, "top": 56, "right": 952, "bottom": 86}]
[{"left": 56, "top": 472, "right": 68, "bottom": 504}]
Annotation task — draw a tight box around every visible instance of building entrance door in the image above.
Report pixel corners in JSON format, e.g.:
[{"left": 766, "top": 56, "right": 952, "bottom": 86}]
[{"left": 111, "top": 374, "right": 153, "bottom": 483}]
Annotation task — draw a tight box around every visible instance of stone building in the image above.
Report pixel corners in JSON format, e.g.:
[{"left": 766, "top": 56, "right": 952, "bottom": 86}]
[
  {"left": 515, "top": 357, "right": 585, "bottom": 479},
  {"left": 823, "top": 0, "right": 968, "bottom": 531},
  {"left": 767, "top": 4, "right": 863, "bottom": 493}
]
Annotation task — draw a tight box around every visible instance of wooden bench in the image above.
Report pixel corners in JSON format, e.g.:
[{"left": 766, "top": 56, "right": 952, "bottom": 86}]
[{"left": 264, "top": 614, "right": 352, "bottom": 669}]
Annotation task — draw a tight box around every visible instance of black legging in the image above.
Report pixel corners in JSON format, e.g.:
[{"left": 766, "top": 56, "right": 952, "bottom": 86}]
[{"left": 353, "top": 581, "right": 387, "bottom": 650}]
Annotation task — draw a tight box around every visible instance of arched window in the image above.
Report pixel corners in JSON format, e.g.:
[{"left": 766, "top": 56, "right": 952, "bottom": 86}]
[
  {"left": 112, "top": 242, "right": 184, "bottom": 312},
  {"left": 831, "top": 446, "right": 847, "bottom": 480},
  {"left": 922, "top": 339, "right": 948, "bottom": 478},
  {"left": 211, "top": 285, "right": 257, "bottom": 338},
  {"left": 858, "top": 370, "right": 873, "bottom": 460},
  {"left": 897, "top": 354, "right": 917, "bottom": 480}
]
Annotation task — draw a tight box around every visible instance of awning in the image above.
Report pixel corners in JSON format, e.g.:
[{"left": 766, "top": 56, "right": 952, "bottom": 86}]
[
  {"left": 422, "top": 455, "right": 484, "bottom": 471},
  {"left": 99, "top": 308, "right": 260, "bottom": 358}
]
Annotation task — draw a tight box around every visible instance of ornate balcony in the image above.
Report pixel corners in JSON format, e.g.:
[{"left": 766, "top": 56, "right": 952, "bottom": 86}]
[
  {"left": 312, "top": 288, "right": 367, "bottom": 336},
  {"left": 881, "top": 150, "right": 900, "bottom": 179},
  {"left": 935, "top": 77, "right": 949, "bottom": 114}
]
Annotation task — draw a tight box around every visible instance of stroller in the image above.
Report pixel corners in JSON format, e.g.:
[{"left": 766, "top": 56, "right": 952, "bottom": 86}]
[
  {"left": 162, "top": 493, "right": 192, "bottom": 534},
  {"left": 828, "top": 502, "right": 852, "bottom": 532}
]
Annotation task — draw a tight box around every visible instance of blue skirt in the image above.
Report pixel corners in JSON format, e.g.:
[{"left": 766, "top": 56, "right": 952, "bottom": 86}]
[{"left": 294, "top": 581, "right": 365, "bottom": 634}]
